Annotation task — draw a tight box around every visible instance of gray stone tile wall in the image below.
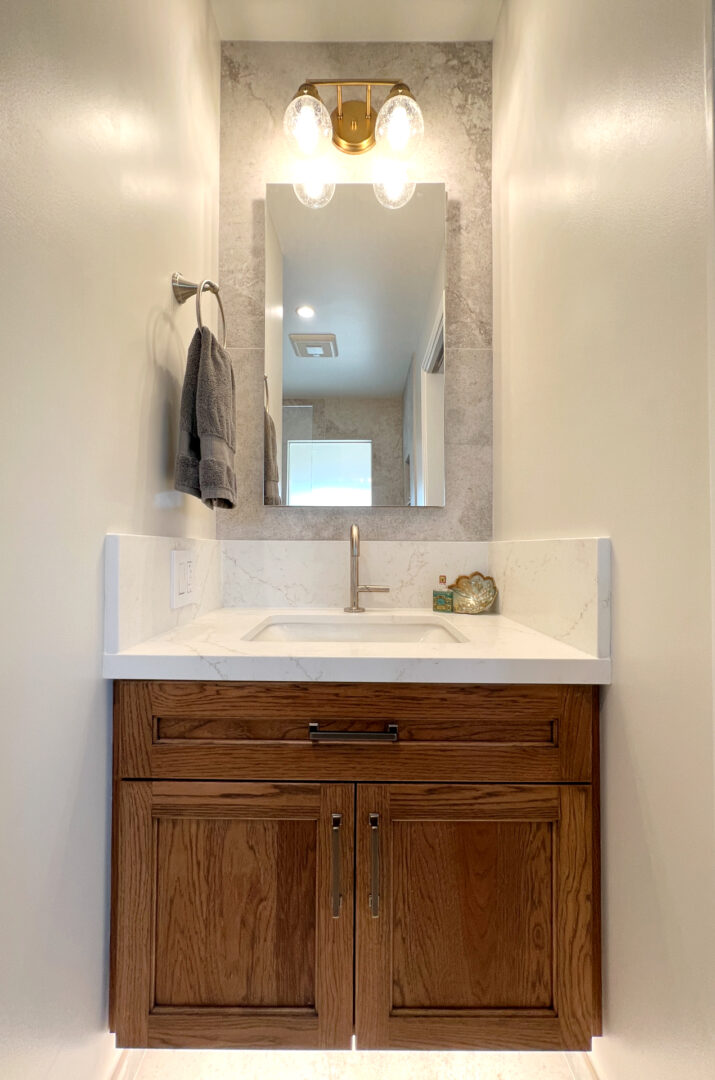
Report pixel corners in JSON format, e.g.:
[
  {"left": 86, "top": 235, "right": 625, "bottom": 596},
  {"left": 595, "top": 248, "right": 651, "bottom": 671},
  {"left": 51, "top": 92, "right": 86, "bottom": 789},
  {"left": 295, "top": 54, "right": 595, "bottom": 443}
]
[{"left": 218, "top": 42, "right": 492, "bottom": 539}]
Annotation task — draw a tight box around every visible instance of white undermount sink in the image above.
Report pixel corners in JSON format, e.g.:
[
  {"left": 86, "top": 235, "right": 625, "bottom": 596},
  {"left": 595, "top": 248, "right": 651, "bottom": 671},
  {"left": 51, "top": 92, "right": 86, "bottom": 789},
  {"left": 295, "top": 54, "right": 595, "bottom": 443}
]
[{"left": 243, "top": 612, "right": 468, "bottom": 644}]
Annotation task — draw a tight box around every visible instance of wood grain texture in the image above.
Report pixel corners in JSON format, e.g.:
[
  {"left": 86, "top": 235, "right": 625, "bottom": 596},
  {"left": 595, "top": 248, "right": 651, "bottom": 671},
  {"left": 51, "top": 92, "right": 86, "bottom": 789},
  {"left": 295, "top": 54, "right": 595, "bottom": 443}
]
[
  {"left": 156, "top": 714, "right": 556, "bottom": 745},
  {"left": 154, "top": 816, "right": 317, "bottom": 1007},
  {"left": 146, "top": 1013, "right": 321, "bottom": 1049},
  {"left": 114, "top": 781, "right": 153, "bottom": 1047},
  {"left": 115, "top": 779, "right": 354, "bottom": 1049},
  {"left": 384, "top": 1015, "right": 569, "bottom": 1051},
  {"left": 151, "top": 781, "right": 320, "bottom": 819},
  {"left": 109, "top": 684, "right": 121, "bottom": 1034},
  {"left": 317, "top": 784, "right": 355, "bottom": 1048},
  {"left": 591, "top": 705, "right": 603, "bottom": 1036},
  {"left": 556, "top": 785, "right": 593, "bottom": 1049},
  {"left": 355, "top": 785, "right": 391, "bottom": 1049},
  {"left": 559, "top": 687, "right": 597, "bottom": 780},
  {"left": 147, "top": 743, "right": 571, "bottom": 784},
  {"left": 110, "top": 680, "right": 600, "bottom": 1050},
  {"left": 389, "top": 785, "right": 560, "bottom": 821},
  {"left": 115, "top": 682, "right": 153, "bottom": 778},
  {"left": 115, "top": 681, "right": 593, "bottom": 784},
  {"left": 148, "top": 681, "right": 564, "bottom": 722},
  {"left": 355, "top": 783, "right": 594, "bottom": 1051},
  {"left": 392, "top": 820, "right": 553, "bottom": 1009}
]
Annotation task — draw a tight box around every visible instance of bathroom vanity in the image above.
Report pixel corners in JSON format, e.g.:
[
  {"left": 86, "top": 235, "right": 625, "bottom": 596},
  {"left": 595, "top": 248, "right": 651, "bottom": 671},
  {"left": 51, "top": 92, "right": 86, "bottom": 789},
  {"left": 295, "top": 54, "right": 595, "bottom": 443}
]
[
  {"left": 109, "top": 678, "right": 601, "bottom": 1051},
  {"left": 105, "top": 531, "right": 610, "bottom": 1051}
]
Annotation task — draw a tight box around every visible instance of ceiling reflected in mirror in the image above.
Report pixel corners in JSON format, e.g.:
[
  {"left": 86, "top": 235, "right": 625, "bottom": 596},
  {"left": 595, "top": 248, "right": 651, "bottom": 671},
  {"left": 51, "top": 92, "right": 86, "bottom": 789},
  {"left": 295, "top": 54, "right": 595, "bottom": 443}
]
[{"left": 264, "top": 182, "right": 447, "bottom": 508}]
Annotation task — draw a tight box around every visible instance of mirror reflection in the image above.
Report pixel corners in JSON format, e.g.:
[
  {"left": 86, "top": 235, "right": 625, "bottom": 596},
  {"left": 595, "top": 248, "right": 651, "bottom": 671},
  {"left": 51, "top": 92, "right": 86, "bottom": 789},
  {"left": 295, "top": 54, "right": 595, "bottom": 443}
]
[{"left": 264, "top": 183, "right": 446, "bottom": 507}]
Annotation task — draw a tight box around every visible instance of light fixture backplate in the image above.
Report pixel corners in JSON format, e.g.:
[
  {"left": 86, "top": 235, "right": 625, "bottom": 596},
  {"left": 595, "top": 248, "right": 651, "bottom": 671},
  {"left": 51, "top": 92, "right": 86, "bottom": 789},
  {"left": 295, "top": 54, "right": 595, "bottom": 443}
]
[{"left": 331, "top": 100, "right": 377, "bottom": 154}]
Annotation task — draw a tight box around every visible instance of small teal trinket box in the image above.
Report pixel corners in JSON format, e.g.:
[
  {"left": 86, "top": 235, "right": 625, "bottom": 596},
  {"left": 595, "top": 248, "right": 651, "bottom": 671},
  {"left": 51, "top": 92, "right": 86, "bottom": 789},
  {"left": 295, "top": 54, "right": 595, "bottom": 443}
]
[{"left": 432, "top": 575, "right": 453, "bottom": 612}]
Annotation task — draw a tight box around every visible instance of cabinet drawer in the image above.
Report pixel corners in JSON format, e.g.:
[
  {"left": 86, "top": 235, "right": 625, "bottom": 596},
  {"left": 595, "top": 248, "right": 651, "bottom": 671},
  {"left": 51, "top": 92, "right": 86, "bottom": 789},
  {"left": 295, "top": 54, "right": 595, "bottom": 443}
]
[{"left": 114, "top": 682, "right": 596, "bottom": 783}]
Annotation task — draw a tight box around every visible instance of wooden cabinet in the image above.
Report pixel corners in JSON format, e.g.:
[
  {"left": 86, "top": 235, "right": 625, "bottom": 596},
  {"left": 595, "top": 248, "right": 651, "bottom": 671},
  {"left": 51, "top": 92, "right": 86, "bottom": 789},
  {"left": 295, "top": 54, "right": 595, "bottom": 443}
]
[
  {"left": 113, "top": 780, "right": 353, "bottom": 1048},
  {"left": 355, "top": 783, "right": 595, "bottom": 1050},
  {"left": 111, "top": 681, "right": 600, "bottom": 1051}
]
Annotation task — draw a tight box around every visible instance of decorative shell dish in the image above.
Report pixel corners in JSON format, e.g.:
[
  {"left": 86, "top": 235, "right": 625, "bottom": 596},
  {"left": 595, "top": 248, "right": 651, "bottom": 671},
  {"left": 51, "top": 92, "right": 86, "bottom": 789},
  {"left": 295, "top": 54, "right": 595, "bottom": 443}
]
[{"left": 448, "top": 571, "right": 498, "bottom": 615}]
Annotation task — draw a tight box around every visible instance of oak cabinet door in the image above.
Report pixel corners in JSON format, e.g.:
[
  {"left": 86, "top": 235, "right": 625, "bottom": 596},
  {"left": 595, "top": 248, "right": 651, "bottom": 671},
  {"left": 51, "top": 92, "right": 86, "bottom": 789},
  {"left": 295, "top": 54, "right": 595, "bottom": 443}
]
[
  {"left": 113, "top": 781, "right": 354, "bottom": 1049},
  {"left": 355, "top": 784, "right": 595, "bottom": 1050}
]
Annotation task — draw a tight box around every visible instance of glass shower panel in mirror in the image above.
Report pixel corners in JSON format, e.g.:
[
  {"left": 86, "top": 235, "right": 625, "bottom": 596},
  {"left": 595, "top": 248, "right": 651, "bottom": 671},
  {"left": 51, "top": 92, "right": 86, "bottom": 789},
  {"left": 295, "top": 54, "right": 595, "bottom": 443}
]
[{"left": 264, "top": 183, "right": 446, "bottom": 507}]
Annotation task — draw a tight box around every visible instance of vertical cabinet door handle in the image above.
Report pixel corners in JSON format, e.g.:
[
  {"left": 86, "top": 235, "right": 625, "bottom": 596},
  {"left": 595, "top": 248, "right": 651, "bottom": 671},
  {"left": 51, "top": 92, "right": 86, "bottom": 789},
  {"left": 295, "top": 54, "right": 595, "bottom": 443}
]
[
  {"left": 331, "top": 813, "right": 342, "bottom": 918},
  {"left": 368, "top": 813, "right": 380, "bottom": 918}
]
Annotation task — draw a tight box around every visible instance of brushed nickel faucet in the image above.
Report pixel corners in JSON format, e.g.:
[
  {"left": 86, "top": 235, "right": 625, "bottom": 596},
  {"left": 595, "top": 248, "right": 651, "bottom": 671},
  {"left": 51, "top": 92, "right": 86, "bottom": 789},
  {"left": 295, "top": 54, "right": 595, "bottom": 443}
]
[{"left": 344, "top": 524, "right": 390, "bottom": 613}]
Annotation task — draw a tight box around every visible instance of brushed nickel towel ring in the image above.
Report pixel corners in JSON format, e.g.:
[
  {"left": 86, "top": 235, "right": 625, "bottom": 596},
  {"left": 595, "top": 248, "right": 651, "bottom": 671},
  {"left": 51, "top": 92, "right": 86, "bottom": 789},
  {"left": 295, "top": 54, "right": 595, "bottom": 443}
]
[{"left": 172, "top": 272, "right": 227, "bottom": 348}]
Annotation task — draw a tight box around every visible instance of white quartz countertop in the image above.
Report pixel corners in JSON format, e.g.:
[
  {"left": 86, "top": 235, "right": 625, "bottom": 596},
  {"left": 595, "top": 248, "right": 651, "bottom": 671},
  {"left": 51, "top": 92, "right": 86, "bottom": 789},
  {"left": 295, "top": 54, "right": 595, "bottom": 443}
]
[{"left": 102, "top": 607, "right": 611, "bottom": 684}]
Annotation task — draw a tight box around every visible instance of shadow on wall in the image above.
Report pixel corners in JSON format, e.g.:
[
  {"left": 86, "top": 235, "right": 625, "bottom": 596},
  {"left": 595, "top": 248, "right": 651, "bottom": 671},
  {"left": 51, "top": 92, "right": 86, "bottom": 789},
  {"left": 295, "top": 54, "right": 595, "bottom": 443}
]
[{"left": 137, "top": 306, "right": 189, "bottom": 518}]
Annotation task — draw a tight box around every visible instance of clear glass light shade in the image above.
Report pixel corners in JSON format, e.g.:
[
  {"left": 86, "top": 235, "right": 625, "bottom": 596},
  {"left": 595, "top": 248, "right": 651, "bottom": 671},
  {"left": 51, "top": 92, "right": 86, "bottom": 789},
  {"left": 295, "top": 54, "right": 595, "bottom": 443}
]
[
  {"left": 375, "top": 92, "right": 424, "bottom": 159},
  {"left": 283, "top": 92, "right": 333, "bottom": 157},
  {"left": 293, "top": 175, "right": 335, "bottom": 209},
  {"left": 372, "top": 161, "right": 416, "bottom": 210}
]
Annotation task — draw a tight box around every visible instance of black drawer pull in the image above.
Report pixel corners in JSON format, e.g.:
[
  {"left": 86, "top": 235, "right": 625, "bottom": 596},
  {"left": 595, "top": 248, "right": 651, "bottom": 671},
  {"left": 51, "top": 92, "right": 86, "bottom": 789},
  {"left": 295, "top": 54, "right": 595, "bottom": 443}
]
[{"left": 308, "top": 722, "right": 399, "bottom": 744}]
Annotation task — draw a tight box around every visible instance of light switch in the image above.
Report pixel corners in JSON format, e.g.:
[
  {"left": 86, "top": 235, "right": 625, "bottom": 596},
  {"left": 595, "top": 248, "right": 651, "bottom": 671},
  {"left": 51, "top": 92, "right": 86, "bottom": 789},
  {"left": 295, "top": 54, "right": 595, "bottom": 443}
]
[{"left": 171, "top": 549, "right": 194, "bottom": 609}]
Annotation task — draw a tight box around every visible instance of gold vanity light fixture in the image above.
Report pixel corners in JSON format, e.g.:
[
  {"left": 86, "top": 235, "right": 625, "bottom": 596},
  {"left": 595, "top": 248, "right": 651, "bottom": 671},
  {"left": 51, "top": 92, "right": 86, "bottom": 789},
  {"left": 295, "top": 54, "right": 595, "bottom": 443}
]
[{"left": 283, "top": 79, "right": 424, "bottom": 158}]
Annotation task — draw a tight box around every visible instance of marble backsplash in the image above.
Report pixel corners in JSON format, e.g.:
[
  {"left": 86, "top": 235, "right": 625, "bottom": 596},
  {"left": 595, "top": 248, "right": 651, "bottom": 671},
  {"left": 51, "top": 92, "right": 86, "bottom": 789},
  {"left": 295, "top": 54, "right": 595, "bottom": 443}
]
[
  {"left": 222, "top": 540, "right": 489, "bottom": 609},
  {"left": 216, "top": 41, "right": 493, "bottom": 540},
  {"left": 104, "top": 534, "right": 221, "bottom": 653},
  {"left": 104, "top": 533, "right": 610, "bottom": 660},
  {"left": 489, "top": 538, "right": 611, "bottom": 658}
]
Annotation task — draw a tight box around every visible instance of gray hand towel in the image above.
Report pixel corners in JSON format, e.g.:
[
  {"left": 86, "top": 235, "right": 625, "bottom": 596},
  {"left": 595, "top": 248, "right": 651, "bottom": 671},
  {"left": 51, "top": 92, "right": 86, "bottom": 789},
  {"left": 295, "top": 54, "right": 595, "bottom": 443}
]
[
  {"left": 264, "top": 407, "right": 281, "bottom": 505},
  {"left": 175, "top": 327, "right": 237, "bottom": 509},
  {"left": 174, "top": 328, "right": 202, "bottom": 501}
]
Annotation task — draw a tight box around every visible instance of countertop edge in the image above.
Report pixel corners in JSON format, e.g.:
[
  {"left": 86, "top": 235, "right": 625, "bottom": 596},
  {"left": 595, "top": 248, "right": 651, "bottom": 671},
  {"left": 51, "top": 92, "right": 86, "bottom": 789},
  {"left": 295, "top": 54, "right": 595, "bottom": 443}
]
[{"left": 103, "top": 652, "right": 611, "bottom": 684}]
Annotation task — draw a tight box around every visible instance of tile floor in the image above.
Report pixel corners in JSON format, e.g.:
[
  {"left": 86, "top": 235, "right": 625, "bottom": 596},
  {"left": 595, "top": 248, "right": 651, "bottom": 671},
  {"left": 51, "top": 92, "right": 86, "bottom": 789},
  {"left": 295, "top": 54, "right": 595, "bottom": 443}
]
[{"left": 134, "top": 1050, "right": 576, "bottom": 1080}]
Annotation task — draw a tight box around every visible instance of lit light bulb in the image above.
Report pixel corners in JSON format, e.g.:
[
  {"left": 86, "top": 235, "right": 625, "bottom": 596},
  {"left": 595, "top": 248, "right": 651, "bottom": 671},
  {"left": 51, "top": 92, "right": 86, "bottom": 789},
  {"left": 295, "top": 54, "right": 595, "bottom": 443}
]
[
  {"left": 375, "top": 84, "right": 424, "bottom": 160},
  {"left": 385, "top": 103, "right": 411, "bottom": 153},
  {"left": 283, "top": 85, "right": 332, "bottom": 157},
  {"left": 372, "top": 160, "right": 415, "bottom": 210},
  {"left": 293, "top": 179, "right": 335, "bottom": 209},
  {"left": 292, "top": 158, "right": 335, "bottom": 209}
]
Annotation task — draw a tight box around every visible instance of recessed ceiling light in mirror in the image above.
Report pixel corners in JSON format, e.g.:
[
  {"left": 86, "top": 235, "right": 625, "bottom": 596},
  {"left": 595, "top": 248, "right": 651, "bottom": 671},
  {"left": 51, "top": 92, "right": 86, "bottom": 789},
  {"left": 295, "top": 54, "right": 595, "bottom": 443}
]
[{"left": 296, "top": 305, "right": 315, "bottom": 319}]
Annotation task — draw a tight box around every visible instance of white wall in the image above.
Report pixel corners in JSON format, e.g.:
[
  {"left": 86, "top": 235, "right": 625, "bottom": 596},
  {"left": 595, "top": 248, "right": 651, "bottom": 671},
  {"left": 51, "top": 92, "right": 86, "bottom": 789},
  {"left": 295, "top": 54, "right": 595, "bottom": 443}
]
[
  {"left": 0, "top": 2, "right": 220, "bottom": 1078},
  {"left": 493, "top": 2, "right": 715, "bottom": 1078}
]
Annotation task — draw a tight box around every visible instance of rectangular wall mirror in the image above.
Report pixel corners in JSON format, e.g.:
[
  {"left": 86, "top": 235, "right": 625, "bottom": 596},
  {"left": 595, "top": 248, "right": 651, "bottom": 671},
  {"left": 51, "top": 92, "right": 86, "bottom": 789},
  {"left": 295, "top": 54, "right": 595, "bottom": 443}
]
[{"left": 264, "top": 182, "right": 446, "bottom": 507}]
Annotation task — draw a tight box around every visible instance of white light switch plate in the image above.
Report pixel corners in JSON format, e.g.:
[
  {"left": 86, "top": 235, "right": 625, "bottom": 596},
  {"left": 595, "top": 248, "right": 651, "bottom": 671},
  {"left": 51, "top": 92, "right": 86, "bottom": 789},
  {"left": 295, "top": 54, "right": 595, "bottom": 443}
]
[{"left": 171, "top": 549, "right": 194, "bottom": 609}]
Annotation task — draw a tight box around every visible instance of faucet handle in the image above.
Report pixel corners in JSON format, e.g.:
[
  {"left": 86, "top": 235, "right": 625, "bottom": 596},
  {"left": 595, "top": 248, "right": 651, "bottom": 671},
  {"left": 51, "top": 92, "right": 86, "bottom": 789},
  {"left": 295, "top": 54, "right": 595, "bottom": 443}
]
[{"left": 358, "top": 586, "right": 390, "bottom": 594}]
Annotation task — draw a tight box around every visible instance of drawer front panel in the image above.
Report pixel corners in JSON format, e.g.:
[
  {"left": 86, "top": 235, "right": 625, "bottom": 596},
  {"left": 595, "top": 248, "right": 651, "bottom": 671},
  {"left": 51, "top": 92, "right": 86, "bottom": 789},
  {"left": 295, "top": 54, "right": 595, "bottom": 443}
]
[
  {"left": 156, "top": 713, "right": 556, "bottom": 744},
  {"left": 115, "top": 682, "right": 596, "bottom": 783}
]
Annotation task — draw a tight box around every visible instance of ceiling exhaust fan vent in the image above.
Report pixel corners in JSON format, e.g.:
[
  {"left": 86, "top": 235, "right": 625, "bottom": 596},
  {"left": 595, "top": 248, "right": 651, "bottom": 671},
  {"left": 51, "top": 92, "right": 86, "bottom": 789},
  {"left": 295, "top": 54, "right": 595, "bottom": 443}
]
[{"left": 289, "top": 333, "right": 339, "bottom": 358}]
